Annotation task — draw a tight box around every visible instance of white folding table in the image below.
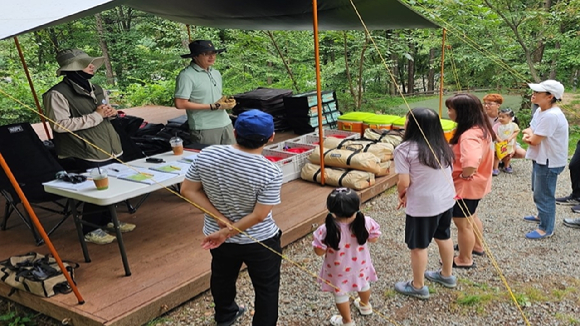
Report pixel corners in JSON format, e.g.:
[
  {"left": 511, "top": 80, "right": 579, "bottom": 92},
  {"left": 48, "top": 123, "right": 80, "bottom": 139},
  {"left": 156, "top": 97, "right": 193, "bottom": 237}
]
[{"left": 44, "top": 151, "right": 196, "bottom": 276}]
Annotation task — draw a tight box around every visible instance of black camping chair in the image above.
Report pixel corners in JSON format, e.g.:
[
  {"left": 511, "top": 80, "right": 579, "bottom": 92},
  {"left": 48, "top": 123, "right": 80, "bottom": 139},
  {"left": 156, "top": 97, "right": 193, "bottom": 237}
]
[{"left": 0, "top": 123, "right": 73, "bottom": 245}]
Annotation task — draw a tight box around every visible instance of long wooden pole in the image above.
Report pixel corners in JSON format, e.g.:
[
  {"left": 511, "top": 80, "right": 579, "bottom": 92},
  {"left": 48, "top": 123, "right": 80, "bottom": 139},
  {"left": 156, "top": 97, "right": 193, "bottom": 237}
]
[
  {"left": 438, "top": 28, "right": 447, "bottom": 117},
  {"left": 312, "top": 0, "right": 325, "bottom": 185},
  {"left": 14, "top": 36, "right": 51, "bottom": 140},
  {"left": 0, "top": 153, "right": 85, "bottom": 304}
]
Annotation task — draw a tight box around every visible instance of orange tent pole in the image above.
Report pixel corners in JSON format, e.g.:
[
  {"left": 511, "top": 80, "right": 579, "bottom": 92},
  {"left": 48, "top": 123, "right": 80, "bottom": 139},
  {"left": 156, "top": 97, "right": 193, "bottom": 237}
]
[
  {"left": 438, "top": 28, "right": 446, "bottom": 117},
  {"left": 14, "top": 36, "right": 51, "bottom": 140},
  {"left": 312, "top": 0, "right": 326, "bottom": 185},
  {"left": 0, "top": 153, "right": 85, "bottom": 304}
]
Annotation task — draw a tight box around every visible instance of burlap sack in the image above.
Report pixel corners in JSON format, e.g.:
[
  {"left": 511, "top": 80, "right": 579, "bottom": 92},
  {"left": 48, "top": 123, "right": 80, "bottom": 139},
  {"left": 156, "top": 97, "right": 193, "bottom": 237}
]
[
  {"left": 363, "top": 128, "right": 403, "bottom": 147},
  {"left": 300, "top": 163, "right": 375, "bottom": 190},
  {"left": 321, "top": 138, "right": 394, "bottom": 162},
  {"left": 308, "top": 147, "right": 390, "bottom": 176}
]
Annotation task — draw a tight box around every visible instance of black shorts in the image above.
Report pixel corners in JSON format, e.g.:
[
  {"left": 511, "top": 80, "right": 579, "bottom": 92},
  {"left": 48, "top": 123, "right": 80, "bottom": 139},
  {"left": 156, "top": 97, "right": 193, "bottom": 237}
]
[
  {"left": 452, "top": 199, "right": 480, "bottom": 218},
  {"left": 405, "top": 208, "right": 452, "bottom": 250}
]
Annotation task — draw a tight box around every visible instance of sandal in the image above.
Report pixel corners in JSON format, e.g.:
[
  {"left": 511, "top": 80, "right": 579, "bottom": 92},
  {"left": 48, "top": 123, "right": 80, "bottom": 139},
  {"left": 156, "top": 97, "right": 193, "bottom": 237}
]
[
  {"left": 330, "top": 315, "right": 356, "bottom": 326},
  {"left": 353, "top": 298, "right": 373, "bottom": 315}
]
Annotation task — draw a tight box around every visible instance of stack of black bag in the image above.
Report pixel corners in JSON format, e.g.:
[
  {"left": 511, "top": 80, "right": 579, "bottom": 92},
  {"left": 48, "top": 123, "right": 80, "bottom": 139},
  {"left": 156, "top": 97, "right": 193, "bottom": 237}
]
[{"left": 232, "top": 87, "right": 293, "bottom": 132}]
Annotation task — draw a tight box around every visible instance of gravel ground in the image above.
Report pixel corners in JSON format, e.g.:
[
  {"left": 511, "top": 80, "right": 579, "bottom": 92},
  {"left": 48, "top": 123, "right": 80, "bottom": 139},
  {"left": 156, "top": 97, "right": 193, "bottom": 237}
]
[
  {"left": 157, "top": 159, "right": 580, "bottom": 326},
  {"left": 2, "top": 159, "right": 580, "bottom": 325}
]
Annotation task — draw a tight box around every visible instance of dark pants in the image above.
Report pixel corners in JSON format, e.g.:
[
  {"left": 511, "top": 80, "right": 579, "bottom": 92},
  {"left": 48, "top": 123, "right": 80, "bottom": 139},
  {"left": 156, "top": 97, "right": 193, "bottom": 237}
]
[
  {"left": 69, "top": 157, "right": 119, "bottom": 234},
  {"left": 210, "top": 231, "right": 282, "bottom": 326},
  {"left": 570, "top": 140, "right": 580, "bottom": 198}
]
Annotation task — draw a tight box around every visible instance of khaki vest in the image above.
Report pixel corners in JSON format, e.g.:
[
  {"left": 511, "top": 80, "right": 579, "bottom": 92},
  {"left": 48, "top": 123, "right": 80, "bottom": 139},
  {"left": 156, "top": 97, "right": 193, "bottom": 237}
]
[{"left": 44, "top": 79, "right": 122, "bottom": 161}]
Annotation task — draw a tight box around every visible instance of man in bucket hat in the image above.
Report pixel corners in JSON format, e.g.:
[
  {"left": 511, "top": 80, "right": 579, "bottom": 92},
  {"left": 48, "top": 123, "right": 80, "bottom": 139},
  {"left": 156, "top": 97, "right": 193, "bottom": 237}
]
[
  {"left": 43, "top": 49, "right": 135, "bottom": 245},
  {"left": 174, "top": 40, "right": 236, "bottom": 145},
  {"left": 181, "top": 110, "right": 283, "bottom": 326}
]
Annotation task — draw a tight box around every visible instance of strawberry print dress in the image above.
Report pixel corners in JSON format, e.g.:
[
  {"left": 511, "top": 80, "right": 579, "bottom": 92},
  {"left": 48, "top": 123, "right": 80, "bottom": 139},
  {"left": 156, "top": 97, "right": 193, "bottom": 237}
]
[{"left": 312, "top": 216, "right": 381, "bottom": 294}]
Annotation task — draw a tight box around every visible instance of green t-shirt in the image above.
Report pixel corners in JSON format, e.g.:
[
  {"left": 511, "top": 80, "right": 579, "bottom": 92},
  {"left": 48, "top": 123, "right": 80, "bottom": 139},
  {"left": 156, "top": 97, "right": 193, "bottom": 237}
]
[{"left": 174, "top": 63, "right": 231, "bottom": 130}]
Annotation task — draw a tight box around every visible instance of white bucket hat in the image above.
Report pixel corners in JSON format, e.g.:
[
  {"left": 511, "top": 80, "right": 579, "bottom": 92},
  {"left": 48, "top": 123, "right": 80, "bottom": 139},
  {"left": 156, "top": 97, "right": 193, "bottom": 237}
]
[
  {"left": 528, "top": 80, "right": 564, "bottom": 100},
  {"left": 56, "top": 49, "right": 105, "bottom": 76}
]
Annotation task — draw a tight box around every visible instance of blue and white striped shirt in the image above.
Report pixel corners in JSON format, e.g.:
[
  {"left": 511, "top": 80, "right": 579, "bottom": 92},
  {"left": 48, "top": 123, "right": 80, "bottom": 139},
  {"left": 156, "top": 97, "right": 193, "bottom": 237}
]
[{"left": 185, "top": 145, "right": 282, "bottom": 244}]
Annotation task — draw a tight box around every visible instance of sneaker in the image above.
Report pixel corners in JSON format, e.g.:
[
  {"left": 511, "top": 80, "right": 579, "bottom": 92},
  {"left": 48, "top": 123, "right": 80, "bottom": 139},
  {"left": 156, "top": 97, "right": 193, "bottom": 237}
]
[
  {"left": 572, "top": 204, "right": 580, "bottom": 214},
  {"left": 84, "top": 229, "right": 116, "bottom": 244},
  {"left": 563, "top": 217, "right": 580, "bottom": 229},
  {"left": 502, "top": 166, "right": 513, "bottom": 174},
  {"left": 425, "top": 270, "right": 457, "bottom": 288},
  {"left": 394, "top": 280, "right": 429, "bottom": 299},
  {"left": 492, "top": 169, "right": 500, "bottom": 176},
  {"left": 106, "top": 222, "right": 136, "bottom": 233},
  {"left": 556, "top": 195, "right": 580, "bottom": 206}
]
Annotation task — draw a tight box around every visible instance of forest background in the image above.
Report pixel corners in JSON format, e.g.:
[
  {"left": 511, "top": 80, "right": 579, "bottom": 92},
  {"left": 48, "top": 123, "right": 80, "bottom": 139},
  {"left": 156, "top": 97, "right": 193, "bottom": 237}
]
[{"left": 0, "top": 0, "right": 579, "bottom": 130}]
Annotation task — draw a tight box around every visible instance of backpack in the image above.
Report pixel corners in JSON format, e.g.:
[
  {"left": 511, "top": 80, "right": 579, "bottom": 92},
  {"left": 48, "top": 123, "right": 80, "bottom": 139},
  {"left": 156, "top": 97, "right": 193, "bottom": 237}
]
[{"left": 0, "top": 252, "right": 78, "bottom": 297}]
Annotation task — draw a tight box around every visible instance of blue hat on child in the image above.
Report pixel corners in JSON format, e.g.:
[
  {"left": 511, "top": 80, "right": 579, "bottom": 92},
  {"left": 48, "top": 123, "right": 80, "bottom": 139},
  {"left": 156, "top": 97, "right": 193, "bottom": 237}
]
[{"left": 234, "top": 109, "right": 274, "bottom": 141}]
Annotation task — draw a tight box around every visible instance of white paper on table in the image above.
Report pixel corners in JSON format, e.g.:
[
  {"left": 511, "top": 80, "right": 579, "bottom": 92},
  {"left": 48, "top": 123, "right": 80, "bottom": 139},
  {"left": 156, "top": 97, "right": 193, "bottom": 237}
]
[
  {"left": 178, "top": 153, "right": 198, "bottom": 164},
  {"left": 116, "top": 167, "right": 177, "bottom": 185},
  {"left": 149, "top": 161, "right": 190, "bottom": 175},
  {"left": 43, "top": 179, "right": 95, "bottom": 191},
  {"left": 100, "top": 163, "right": 138, "bottom": 177}
]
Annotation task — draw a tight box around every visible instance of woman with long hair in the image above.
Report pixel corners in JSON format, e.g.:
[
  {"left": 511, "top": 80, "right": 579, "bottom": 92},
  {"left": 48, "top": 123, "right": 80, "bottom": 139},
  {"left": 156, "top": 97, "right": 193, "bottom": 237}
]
[
  {"left": 394, "top": 108, "right": 457, "bottom": 299},
  {"left": 446, "top": 93, "right": 495, "bottom": 268}
]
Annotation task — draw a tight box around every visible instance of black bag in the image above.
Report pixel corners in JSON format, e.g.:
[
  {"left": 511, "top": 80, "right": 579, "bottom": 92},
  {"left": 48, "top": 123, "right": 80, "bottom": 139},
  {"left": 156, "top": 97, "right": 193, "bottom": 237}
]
[{"left": 0, "top": 252, "right": 78, "bottom": 297}]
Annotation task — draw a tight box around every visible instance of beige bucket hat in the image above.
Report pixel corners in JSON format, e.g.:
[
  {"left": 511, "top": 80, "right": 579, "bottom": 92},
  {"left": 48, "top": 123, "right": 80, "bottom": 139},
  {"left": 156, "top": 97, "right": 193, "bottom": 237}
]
[{"left": 56, "top": 49, "right": 105, "bottom": 76}]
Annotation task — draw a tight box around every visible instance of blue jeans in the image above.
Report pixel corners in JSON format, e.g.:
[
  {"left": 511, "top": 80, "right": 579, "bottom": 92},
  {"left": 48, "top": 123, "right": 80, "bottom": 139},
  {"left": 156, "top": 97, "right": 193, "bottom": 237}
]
[{"left": 532, "top": 161, "right": 564, "bottom": 234}]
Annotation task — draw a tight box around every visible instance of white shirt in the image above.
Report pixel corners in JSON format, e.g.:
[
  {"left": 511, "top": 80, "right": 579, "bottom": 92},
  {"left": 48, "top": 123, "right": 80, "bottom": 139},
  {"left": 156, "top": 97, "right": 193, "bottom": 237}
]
[
  {"left": 394, "top": 142, "right": 456, "bottom": 217},
  {"left": 525, "top": 106, "right": 568, "bottom": 168}
]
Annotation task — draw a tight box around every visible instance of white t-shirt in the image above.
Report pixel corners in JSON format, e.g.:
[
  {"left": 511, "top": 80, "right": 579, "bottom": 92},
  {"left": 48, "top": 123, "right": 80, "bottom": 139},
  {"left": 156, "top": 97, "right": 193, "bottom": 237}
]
[
  {"left": 394, "top": 142, "right": 456, "bottom": 217},
  {"left": 185, "top": 145, "right": 282, "bottom": 244},
  {"left": 525, "top": 106, "right": 568, "bottom": 168}
]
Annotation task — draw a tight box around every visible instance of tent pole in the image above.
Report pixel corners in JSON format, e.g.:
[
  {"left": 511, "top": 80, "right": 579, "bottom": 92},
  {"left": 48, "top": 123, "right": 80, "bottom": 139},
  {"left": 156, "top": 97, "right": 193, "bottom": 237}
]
[
  {"left": 0, "top": 153, "right": 85, "bottom": 304},
  {"left": 14, "top": 36, "right": 51, "bottom": 140},
  {"left": 312, "top": 0, "right": 325, "bottom": 185},
  {"left": 438, "top": 28, "right": 446, "bottom": 118}
]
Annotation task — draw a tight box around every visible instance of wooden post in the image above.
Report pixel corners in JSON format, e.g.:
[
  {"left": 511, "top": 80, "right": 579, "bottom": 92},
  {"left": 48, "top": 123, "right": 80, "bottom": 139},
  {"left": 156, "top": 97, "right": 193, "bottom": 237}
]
[{"left": 14, "top": 36, "right": 51, "bottom": 140}]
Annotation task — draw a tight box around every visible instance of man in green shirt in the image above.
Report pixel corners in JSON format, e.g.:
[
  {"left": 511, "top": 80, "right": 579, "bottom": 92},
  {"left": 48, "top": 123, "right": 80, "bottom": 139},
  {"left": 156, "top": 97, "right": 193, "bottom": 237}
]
[{"left": 174, "top": 40, "right": 236, "bottom": 145}]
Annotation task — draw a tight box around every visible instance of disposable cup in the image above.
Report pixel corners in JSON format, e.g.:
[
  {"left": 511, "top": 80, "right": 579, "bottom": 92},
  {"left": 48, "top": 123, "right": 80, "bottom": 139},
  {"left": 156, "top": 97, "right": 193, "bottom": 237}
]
[
  {"left": 170, "top": 137, "right": 184, "bottom": 155},
  {"left": 93, "top": 176, "right": 109, "bottom": 190}
]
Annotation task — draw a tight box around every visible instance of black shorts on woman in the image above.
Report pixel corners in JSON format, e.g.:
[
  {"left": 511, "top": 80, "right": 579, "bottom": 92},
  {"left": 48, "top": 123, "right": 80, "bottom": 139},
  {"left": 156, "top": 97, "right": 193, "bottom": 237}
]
[
  {"left": 405, "top": 208, "right": 453, "bottom": 250},
  {"left": 452, "top": 199, "right": 481, "bottom": 218}
]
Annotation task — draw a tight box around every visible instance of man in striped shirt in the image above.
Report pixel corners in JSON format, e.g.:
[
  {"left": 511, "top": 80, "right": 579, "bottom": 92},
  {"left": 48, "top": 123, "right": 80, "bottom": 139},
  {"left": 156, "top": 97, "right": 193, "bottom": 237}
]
[{"left": 181, "top": 109, "right": 283, "bottom": 326}]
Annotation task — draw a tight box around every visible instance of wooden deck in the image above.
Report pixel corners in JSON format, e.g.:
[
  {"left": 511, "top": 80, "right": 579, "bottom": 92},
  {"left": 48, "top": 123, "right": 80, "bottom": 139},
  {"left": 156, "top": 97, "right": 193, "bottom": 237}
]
[
  {"left": 0, "top": 174, "right": 396, "bottom": 326},
  {"left": 3, "top": 107, "right": 398, "bottom": 325}
]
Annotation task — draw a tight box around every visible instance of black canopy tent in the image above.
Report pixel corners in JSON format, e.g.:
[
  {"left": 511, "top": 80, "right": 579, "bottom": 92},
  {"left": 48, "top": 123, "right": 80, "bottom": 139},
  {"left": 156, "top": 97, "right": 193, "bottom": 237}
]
[{"left": 1, "top": 0, "right": 437, "bottom": 40}]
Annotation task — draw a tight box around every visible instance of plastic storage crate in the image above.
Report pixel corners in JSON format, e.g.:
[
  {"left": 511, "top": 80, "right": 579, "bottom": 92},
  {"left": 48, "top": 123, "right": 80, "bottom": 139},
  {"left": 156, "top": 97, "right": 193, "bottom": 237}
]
[
  {"left": 314, "top": 129, "right": 360, "bottom": 140},
  {"left": 262, "top": 149, "right": 301, "bottom": 184}
]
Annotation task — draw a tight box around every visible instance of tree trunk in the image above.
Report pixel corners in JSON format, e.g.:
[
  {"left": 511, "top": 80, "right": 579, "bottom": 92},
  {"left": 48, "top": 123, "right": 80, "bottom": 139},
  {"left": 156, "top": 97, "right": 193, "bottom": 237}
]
[
  {"left": 548, "top": 41, "right": 560, "bottom": 80},
  {"left": 407, "top": 41, "right": 415, "bottom": 94},
  {"left": 356, "top": 38, "right": 369, "bottom": 110},
  {"left": 95, "top": 13, "right": 115, "bottom": 85},
  {"left": 390, "top": 53, "right": 399, "bottom": 96},
  {"left": 343, "top": 32, "right": 357, "bottom": 110},
  {"left": 428, "top": 48, "right": 435, "bottom": 92},
  {"left": 47, "top": 27, "right": 60, "bottom": 53}
]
